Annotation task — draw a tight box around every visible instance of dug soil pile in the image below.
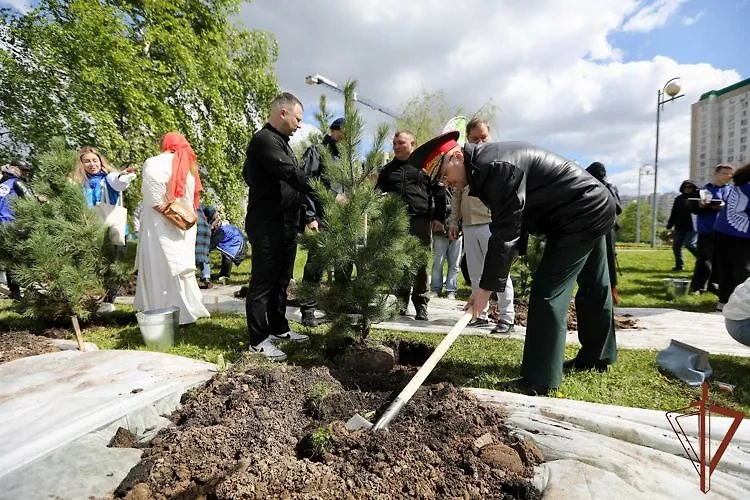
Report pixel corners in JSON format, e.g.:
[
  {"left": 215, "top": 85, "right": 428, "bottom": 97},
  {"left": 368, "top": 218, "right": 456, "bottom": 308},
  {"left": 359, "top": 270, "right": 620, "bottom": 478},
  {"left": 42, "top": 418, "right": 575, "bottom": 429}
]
[
  {"left": 0, "top": 331, "right": 57, "bottom": 364},
  {"left": 116, "top": 364, "right": 542, "bottom": 499},
  {"left": 511, "top": 299, "right": 639, "bottom": 331}
]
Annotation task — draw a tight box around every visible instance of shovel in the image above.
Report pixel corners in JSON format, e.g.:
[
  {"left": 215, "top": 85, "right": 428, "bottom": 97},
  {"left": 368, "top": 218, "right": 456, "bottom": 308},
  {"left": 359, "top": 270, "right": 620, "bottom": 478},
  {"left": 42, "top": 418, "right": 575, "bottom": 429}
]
[{"left": 346, "top": 312, "right": 473, "bottom": 431}]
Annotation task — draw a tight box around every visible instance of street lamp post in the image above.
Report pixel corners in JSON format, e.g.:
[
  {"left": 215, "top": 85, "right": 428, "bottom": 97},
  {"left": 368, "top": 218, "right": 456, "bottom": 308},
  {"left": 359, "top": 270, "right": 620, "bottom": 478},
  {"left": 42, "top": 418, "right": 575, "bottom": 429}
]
[
  {"left": 636, "top": 164, "right": 653, "bottom": 243},
  {"left": 305, "top": 74, "right": 401, "bottom": 120},
  {"left": 650, "top": 77, "right": 685, "bottom": 248}
]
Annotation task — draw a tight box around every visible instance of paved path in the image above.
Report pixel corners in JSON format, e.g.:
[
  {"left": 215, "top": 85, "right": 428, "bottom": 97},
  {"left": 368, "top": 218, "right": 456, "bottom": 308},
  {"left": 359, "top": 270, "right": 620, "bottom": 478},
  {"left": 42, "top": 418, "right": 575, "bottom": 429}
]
[{"left": 116, "top": 285, "right": 750, "bottom": 358}]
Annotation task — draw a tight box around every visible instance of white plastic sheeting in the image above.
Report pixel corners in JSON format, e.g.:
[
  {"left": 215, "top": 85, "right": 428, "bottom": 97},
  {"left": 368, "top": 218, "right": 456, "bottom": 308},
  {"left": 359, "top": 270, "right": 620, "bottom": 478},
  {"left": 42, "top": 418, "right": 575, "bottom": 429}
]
[
  {"left": 471, "top": 389, "right": 750, "bottom": 499},
  {"left": 0, "top": 350, "right": 216, "bottom": 498}
]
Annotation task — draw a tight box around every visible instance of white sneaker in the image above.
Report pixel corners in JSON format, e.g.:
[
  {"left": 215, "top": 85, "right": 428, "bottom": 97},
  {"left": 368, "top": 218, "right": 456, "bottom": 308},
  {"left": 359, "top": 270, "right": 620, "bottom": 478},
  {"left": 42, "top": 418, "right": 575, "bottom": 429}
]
[
  {"left": 252, "top": 338, "right": 287, "bottom": 361},
  {"left": 446, "top": 292, "right": 456, "bottom": 300},
  {"left": 97, "top": 302, "right": 116, "bottom": 313},
  {"left": 270, "top": 330, "right": 309, "bottom": 342},
  {"left": 428, "top": 291, "right": 439, "bottom": 298}
]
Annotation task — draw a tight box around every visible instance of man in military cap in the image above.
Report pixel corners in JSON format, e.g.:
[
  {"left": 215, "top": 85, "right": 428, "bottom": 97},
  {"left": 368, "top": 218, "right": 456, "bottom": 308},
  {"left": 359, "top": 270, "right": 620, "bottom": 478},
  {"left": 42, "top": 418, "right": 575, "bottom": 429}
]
[{"left": 409, "top": 132, "right": 618, "bottom": 394}]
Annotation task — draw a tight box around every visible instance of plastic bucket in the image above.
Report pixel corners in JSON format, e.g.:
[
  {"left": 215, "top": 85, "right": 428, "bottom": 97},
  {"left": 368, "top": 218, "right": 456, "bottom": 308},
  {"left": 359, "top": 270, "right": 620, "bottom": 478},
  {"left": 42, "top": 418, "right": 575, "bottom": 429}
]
[{"left": 136, "top": 306, "right": 180, "bottom": 351}]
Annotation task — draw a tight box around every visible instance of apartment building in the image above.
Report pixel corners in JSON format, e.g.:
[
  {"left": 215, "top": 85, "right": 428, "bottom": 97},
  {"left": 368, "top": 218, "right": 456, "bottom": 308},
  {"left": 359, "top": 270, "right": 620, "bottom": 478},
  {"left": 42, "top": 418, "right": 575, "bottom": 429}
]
[{"left": 690, "top": 77, "right": 750, "bottom": 185}]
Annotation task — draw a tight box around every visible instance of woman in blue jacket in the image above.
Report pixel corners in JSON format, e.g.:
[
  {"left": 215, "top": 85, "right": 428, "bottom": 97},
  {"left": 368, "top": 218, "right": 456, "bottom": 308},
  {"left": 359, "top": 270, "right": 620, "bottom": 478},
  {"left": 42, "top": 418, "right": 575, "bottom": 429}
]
[
  {"left": 713, "top": 162, "right": 750, "bottom": 311},
  {"left": 71, "top": 146, "right": 135, "bottom": 311}
]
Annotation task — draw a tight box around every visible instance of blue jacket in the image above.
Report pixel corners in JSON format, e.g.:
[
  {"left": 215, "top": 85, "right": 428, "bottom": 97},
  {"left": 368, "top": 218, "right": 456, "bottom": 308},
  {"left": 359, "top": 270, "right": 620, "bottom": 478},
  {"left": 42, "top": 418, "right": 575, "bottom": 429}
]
[
  {"left": 691, "top": 183, "right": 733, "bottom": 235},
  {"left": 83, "top": 172, "right": 121, "bottom": 208},
  {"left": 713, "top": 183, "right": 750, "bottom": 239},
  {"left": 211, "top": 222, "right": 248, "bottom": 264}
]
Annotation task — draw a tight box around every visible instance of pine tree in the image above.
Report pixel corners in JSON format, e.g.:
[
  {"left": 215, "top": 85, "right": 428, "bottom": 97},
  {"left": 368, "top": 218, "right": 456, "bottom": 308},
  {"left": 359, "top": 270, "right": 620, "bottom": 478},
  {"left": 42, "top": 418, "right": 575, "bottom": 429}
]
[
  {"left": 299, "top": 81, "right": 427, "bottom": 341},
  {"left": 0, "top": 138, "right": 130, "bottom": 322}
]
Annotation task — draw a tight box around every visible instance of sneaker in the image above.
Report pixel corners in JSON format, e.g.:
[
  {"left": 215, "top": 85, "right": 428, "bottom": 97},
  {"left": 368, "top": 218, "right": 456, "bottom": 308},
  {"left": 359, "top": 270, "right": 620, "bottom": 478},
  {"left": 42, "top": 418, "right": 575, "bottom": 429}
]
[
  {"left": 490, "top": 321, "right": 514, "bottom": 334},
  {"left": 270, "top": 330, "right": 309, "bottom": 342},
  {"left": 446, "top": 292, "right": 456, "bottom": 300},
  {"left": 198, "top": 278, "right": 212, "bottom": 289},
  {"left": 716, "top": 302, "right": 725, "bottom": 312},
  {"left": 428, "top": 291, "right": 439, "bottom": 298},
  {"left": 467, "top": 317, "right": 491, "bottom": 328},
  {"left": 252, "top": 338, "right": 287, "bottom": 361},
  {"left": 415, "top": 305, "right": 429, "bottom": 321},
  {"left": 97, "top": 302, "right": 116, "bottom": 313},
  {"left": 301, "top": 312, "right": 321, "bottom": 327}
]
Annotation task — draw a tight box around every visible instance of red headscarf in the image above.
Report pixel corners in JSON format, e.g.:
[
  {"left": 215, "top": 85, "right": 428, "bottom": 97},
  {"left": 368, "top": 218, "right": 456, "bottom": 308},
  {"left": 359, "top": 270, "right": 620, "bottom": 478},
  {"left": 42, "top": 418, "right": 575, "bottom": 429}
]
[{"left": 161, "top": 131, "right": 202, "bottom": 209}]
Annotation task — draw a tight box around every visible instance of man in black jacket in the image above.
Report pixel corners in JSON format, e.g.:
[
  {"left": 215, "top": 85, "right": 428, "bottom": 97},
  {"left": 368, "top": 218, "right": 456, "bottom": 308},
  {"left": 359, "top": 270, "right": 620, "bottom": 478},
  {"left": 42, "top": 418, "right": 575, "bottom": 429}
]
[
  {"left": 666, "top": 180, "right": 699, "bottom": 271},
  {"left": 377, "top": 130, "right": 437, "bottom": 321},
  {"left": 243, "top": 92, "right": 313, "bottom": 361},
  {"left": 298, "top": 117, "right": 345, "bottom": 326},
  {"left": 410, "top": 132, "right": 617, "bottom": 394}
]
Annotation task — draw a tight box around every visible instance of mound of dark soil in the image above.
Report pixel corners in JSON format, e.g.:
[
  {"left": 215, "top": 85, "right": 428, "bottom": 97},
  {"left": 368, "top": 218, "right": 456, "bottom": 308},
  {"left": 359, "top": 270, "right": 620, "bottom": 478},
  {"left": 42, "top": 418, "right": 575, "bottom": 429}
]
[
  {"left": 116, "top": 365, "right": 542, "bottom": 499},
  {"left": 0, "top": 331, "right": 58, "bottom": 364},
  {"left": 511, "top": 299, "right": 639, "bottom": 331}
]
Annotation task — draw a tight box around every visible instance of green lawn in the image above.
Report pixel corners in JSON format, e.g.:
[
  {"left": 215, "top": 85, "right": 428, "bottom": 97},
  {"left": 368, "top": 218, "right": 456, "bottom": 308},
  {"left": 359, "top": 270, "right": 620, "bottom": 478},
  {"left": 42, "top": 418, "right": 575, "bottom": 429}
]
[{"left": 2, "top": 242, "right": 745, "bottom": 416}]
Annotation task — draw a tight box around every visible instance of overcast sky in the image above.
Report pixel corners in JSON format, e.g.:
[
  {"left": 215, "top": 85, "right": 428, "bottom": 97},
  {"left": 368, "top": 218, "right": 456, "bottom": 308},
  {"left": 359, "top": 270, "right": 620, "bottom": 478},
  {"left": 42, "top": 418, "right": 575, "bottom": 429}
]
[
  {"left": 2, "top": 0, "right": 747, "bottom": 195},
  {"left": 238, "top": 0, "right": 747, "bottom": 195}
]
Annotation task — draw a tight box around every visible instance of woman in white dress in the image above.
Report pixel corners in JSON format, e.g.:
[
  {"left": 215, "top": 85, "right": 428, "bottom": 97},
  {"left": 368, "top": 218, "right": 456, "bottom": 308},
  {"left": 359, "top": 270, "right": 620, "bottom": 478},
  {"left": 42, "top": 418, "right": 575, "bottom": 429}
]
[{"left": 134, "top": 132, "right": 210, "bottom": 324}]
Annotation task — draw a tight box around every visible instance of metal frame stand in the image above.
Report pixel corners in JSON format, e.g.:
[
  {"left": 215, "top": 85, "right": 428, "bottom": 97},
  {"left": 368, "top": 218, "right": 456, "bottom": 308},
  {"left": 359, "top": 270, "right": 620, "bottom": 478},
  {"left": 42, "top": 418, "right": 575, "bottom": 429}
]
[{"left": 666, "top": 382, "right": 744, "bottom": 493}]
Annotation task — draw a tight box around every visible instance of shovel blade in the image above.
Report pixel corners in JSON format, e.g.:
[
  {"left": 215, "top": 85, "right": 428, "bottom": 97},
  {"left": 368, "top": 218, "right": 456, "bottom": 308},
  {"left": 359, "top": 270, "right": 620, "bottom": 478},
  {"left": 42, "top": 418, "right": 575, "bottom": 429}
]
[{"left": 345, "top": 413, "right": 373, "bottom": 431}]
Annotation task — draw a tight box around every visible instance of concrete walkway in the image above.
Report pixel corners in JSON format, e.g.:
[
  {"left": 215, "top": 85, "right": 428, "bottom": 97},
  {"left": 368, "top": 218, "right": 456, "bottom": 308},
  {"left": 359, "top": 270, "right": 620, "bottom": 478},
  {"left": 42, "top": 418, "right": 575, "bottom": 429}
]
[{"left": 116, "top": 285, "right": 750, "bottom": 358}]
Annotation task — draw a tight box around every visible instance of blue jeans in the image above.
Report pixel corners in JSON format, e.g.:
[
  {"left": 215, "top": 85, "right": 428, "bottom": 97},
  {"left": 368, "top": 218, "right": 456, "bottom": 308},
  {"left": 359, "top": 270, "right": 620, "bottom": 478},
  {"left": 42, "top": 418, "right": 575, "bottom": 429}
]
[
  {"left": 672, "top": 230, "right": 698, "bottom": 269},
  {"left": 198, "top": 261, "right": 211, "bottom": 280},
  {"left": 726, "top": 318, "right": 750, "bottom": 347},
  {"left": 431, "top": 233, "right": 462, "bottom": 294}
]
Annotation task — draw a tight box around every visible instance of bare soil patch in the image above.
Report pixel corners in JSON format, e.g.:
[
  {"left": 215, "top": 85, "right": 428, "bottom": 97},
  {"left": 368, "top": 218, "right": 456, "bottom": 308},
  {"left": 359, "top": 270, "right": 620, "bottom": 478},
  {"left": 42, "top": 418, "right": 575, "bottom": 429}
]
[
  {"left": 510, "top": 299, "right": 639, "bottom": 331},
  {"left": 116, "top": 364, "right": 542, "bottom": 499},
  {"left": 0, "top": 331, "right": 58, "bottom": 364}
]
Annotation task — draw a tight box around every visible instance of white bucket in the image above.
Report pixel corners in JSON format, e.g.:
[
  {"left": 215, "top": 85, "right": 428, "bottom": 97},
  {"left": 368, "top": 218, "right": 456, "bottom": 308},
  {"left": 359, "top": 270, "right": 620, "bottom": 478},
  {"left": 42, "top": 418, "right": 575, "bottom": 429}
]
[{"left": 136, "top": 306, "right": 180, "bottom": 351}]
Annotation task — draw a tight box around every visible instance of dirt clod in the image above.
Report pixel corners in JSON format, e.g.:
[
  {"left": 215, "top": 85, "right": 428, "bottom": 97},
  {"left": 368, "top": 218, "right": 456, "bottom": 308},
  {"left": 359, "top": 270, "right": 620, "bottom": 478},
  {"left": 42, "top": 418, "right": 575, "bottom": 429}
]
[
  {"left": 108, "top": 427, "right": 138, "bottom": 449},
  {"left": 116, "top": 365, "right": 541, "bottom": 499},
  {"left": 480, "top": 443, "right": 525, "bottom": 473}
]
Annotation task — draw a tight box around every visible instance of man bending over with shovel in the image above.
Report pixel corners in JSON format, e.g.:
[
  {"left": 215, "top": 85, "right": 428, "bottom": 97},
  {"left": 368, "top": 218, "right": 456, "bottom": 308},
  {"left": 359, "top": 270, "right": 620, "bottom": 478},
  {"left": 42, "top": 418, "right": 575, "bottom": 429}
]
[{"left": 408, "top": 132, "right": 618, "bottom": 395}]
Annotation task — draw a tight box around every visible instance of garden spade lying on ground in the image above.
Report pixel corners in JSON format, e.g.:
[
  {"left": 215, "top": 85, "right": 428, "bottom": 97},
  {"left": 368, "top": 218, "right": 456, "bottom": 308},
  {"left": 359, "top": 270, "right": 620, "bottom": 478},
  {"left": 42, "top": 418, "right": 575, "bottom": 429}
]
[{"left": 346, "top": 312, "right": 473, "bottom": 431}]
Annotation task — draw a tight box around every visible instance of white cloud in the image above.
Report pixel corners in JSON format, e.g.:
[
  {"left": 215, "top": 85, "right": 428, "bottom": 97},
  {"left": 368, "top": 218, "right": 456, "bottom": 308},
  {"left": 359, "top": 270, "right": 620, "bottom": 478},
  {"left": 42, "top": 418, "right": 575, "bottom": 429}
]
[
  {"left": 681, "top": 11, "right": 705, "bottom": 26},
  {"left": 621, "top": 0, "right": 687, "bottom": 32},
  {"left": 239, "top": 0, "right": 741, "bottom": 195},
  {"left": 1, "top": 0, "right": 32, "bottom": 13}
]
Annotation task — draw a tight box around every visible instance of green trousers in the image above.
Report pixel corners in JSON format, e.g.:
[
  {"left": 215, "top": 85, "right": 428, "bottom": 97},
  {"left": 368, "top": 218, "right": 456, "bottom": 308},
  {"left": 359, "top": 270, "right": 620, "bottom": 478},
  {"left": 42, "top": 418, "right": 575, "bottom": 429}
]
[{"left": 521, "top": 236, "right": 617, "bottom": 389}]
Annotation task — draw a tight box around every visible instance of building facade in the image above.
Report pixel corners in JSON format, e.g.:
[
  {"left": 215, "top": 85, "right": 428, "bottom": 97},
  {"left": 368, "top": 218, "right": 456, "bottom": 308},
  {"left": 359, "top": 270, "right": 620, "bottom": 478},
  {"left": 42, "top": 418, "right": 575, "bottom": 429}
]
[{"left": 690, "top": 78, "right": 750, "bottom": 186}]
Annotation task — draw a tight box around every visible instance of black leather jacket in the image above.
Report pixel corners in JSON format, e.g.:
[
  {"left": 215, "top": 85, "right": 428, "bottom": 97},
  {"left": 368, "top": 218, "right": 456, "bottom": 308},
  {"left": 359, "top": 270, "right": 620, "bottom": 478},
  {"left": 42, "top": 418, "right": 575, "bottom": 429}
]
[
  {"left": 376, "top": 158, "right": 433, "bottom": 218},
  {"left": 464, "top": 141, "right": 616, "bottom": 292},
  {"left": 243, "top": 123, "right": 312, "bottom": 230}
]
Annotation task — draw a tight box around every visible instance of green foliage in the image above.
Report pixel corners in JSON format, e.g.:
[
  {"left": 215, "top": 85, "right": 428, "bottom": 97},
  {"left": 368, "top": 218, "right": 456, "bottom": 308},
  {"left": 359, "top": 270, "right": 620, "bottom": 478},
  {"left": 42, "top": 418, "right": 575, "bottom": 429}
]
[
  {"left": 0, "top": 138, "right": 129, "bottom": 321},
  {"left": 298, "top": 81, "right": 427, "bottom": 341},
  {"left": 310, "top": 425, "right": 333, "bottom": 454},
  {"left": 617, "top": 200, "right": 653, "bottom": 243},
  {"left": 395, "top": 91, "right": 497, "bottom": 146},
  {"left": 509, "top": 235, "right": 544, "bottom": 299},
  {"left": 305, "top": 382, "right": 338, "bottom": 419},
  {"left": 0, "top": 0, "right": 279, "bottom": 224}
]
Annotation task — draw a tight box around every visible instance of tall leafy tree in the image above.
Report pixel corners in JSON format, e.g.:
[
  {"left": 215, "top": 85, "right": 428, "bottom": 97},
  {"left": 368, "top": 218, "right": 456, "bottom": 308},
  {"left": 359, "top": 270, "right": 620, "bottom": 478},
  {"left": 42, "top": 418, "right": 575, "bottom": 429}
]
[{"left": 0, "top": 0, "right": 278, "bottom": 222}]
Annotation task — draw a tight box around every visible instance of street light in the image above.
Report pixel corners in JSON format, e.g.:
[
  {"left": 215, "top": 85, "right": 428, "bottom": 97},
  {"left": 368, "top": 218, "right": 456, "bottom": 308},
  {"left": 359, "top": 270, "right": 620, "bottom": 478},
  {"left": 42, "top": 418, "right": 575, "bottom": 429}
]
[
  {"left": 305, "top": 73, "right": 401, "bottom": 120},
  {"left": 650, "top": 77, "right": 684, "bottom": 248},
  {"left": 636, "top": 164, "right": 653, "bottom": 244}
]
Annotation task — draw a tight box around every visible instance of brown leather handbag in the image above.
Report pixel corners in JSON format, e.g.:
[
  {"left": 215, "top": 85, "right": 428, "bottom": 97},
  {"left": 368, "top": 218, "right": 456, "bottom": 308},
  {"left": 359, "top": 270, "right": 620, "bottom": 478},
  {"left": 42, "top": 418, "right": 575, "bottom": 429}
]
[{"left": 155, "top": 198, "right": 197, "bottom": 230}]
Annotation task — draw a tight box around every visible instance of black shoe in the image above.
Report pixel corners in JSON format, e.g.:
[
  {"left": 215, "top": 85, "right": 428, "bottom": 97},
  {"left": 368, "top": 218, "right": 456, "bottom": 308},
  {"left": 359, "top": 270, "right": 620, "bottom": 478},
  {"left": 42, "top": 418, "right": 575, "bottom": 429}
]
[
  {"left": 563, "top": 358, "right": 608, "bottom": 373},
  {"left": 415, "top": 305, "right": 429, "bottom": 321},
  {"left": 198, "top": 278, "right": 212, "bottom": 289},
  {"left": 671, "top": 266, "right": 683, "bottom": 272},
  {"left": 498, "top": 377, "right": 551, "bottom": 396},
  {"left": 491, "top": 321, "right": 514, "bottom": 334},
  {"left": 467, "top": 317, "right": 491, "bottom": 328},
  {"left": 301, "top": 311, "right": 321, "bottom": 327}
]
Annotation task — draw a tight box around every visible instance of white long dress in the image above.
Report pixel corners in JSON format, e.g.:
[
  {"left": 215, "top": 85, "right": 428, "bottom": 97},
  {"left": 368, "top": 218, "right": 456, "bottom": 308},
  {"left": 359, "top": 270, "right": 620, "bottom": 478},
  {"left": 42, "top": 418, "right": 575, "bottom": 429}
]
[{"left": 134, "top": 152, "right": 210, "bottom": 324}]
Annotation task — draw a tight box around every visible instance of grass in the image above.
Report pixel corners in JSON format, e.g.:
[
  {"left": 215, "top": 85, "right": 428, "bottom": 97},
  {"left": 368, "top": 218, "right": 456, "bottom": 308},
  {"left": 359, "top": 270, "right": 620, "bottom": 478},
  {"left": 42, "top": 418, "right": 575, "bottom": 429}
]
[{"left": 1, "top": 243, "right": 745, "bottom": 416}]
